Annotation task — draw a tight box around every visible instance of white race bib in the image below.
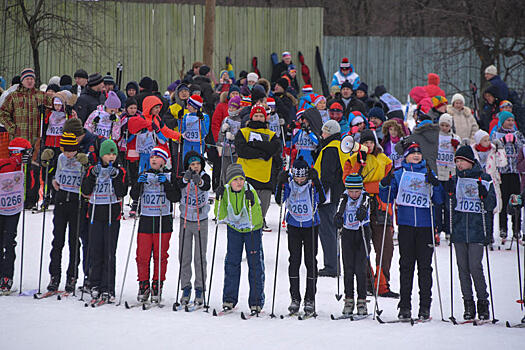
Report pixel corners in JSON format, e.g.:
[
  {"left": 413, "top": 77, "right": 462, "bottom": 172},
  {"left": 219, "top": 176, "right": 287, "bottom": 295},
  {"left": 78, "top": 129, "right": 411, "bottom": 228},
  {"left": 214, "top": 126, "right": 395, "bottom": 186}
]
[
  {"left": 47, "top": 112, "right": 66, "bottom": 136},
  {"left": 136, "top": 130, "right": 155, "bottom": 154},
  {"left": 183, "top": 115, "right": 201, "bottom": 142},
  {"left": 437, "top": 134, "right": 455, "bottom": 167},
  {"left": 295, "top": 131, "right": 317, "bottom": 151},
  {"left": 141, "top": 173, "right": 172, "bottom": 216},
  {"left": 0, "top": 171, "right": 24, "bottom": 215},
  {"left": 455, "top": 177, "right": 490, "bottom": 213},
  {"left": 396, "top": 171, "right": 430, "bottom": 208},
  {"left": 286, "top": 181, "right": 313, "bottom": 223}
]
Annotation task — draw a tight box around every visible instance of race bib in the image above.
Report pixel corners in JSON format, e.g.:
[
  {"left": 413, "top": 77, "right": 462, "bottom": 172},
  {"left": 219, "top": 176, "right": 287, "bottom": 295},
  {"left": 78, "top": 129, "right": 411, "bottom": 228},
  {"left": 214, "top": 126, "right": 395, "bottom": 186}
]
[
  {"left": 136, "top": 131, "right": 155, "bottom": 154},
  {"left": 141, "top": 173, "right": 172, "bottom": 216},
  {"left": 455, "top": 177, "right": 490, "bottom": 213},
  {"left": 380, "top": 93, "right": 402, "bottom": 111},
  {"left": 183, "top": 115, "right": 201, "bottom": 142},
  {"left": 94, "top": 118, "right": 113, "bottom": 138},
  {"left": 89, "top": 168, "right": 118, "bottom": 204},
  {"left": 0, "top": 171, "right": 23, "bottom": 216},
  {"left": 268, "top": 114, "right": 281, "bottom": 136},
  {"left": 47, "top": 112, "right": 66, "bottom": 136},
  {"left": 286, "top": 181, "right": 313, "bottom": 222},
  {"left": 389, "top": 143, "right": 403, "bottom": 169},
  {"left": 295, "top": 131, "right": 317, "bottom": 151},
  {"left": 343, "top": 195, "right": 369, "bottom": 230},
  {"left": 396, "top": 171, "right": 430, "bottom": 208},
  {"left": 437, "top": 134, "right": 455, "bottom": 167},
  {"left": 55, "top": 155, "right": 82, "bottom": 193}
]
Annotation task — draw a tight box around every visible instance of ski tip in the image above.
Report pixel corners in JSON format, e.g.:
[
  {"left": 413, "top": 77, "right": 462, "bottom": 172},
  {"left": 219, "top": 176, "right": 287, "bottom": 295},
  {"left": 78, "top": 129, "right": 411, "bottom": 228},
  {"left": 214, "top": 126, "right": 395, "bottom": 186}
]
[
  {"left": 376, "top": 316, "right": 385, "bottom": 324},
  {"left": 84, "top": 303, "right": 89, "bottom": 307},
  {"left": 57, "top": 294, "right": 62, "bottom": 300},
  {"left": 410, "top": 319, "right": 415, "bottom": 326},
  {"left": 279, "top": 315, "right": 284, "bottom": 319},
  {"left": 506, "top": 321, "right": 511, "bottom": 328},
  {"left": 240, "top": 312, "right": 247, "bottom": 320},
  {"left": 33, "top": 293, "right": 39, "bottom": 299},
  {"left": 184, "top": 305, "right": 190, "bottom": 312},
  {"left": 492, "top": 319, "right": 499, "bottom": 324},
  {"left": 212, "top": 309, "right": 218, "bottom": 316},
  {"left": 330, "top": 314, "right": 335, "bottom": 320},
  {"left": 142, "top": 303, "right": 147, "bottom": 310}
]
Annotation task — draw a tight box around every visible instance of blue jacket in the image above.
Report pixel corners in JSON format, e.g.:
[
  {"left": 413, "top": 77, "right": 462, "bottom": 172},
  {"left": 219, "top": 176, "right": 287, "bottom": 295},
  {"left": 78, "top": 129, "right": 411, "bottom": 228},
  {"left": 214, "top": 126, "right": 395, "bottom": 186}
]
[
  {"left": 445, "top": 163, "right": 496, "bottom": 244},
  {"left": 379, "top": 159, "right": 444, "bottom": 227},
  {"left": 291, "top": 129, "right": 319, "bottom": 166},
  {"left": 488, "top": 75, "right": 509, "bottom": 101}
]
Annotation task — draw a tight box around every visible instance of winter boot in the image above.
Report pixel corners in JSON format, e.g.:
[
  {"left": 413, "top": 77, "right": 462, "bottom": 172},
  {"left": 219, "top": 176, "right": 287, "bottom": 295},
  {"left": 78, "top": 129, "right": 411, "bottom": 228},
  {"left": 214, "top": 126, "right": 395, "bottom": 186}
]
[
  {"left": 463, "top": 299, "right": 476, "bottom": 320},
  {"left": 356, "top": 299, "right": 368, "bottom": 316},
  {"left": 101, "top": 292, "right": 111, "bottom": 302},
  {"left": 0, "top": 277, "right": 13, "bottom": 291},
  {"left": 90, "top": 286, "right": 100, "bottom": 300},
  {"left": 65, "top": 277, "right": 77, "bottom": 293},
  {"left": 47, "top": 275, "right": 60, "bottom": 292},
  {"left": 180, "top": 287, "right": 191, "bottom": 305},
  {"left": 398, "top": 307, "right": 411, "bottom": 320},
  {"left": 250, "top": 305, "right": 262, "bottom": 314},
  {"left": 304, "top": 300, "right": 315, "bottom": 315},
  {"left": 477, "top": 299, "right": 490, "bottom": 320},
  {"left": 194, "top": 289, "right": 204, "bottom": 305},
  {"left": 288, "top": 299, "right": 301, "bottom": 314},
  {"left": 137, "top": 280, "right": 150, "bottom": 302},
  {"left": 129, "top": 200, "right": 138, "bottom": 218},
  {"left": 262, "top": 219, "right": 272, "bottom": 232},
  {"left": 222, "top": 302, "right": 234, "bottom": 311},
  {"left": 418, "top": 306, "right": 430, "bottom": 320},
  {"left": 151, "top": 280, "right": 163, "bottom": 302},
  {"left": 343, "top": 298, "right": 355, "bottom": 315}
]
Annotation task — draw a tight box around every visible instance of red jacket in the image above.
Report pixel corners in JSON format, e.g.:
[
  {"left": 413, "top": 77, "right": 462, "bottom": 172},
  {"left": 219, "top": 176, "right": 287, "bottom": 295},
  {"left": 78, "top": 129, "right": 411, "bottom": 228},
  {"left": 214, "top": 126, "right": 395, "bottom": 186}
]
[
  {"left": 0, "top": 154, "right": 22, "bottom": 173},
  {"left": 211, "top": 101, "right": 229, "bottom": 142}
]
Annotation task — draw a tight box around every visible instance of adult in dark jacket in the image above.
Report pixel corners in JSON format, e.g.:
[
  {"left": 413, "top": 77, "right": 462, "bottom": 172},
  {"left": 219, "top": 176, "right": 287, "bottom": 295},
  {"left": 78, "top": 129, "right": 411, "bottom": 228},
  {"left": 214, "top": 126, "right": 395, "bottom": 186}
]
[
  {"left": 71, "top": 69, "right": 88, "bottom": 97},
  {"left": 340, "top": 82, "right": 367, "bottom": 118},
  {"left": 372, "top": 85, "right": 404, "bottom": 120},
  {"left": 395, "top": 118, "right": 439, "bottom": 174},
  {"left": 355, "top": 82, "right": 374, "bottom": 112},
  {"left": 480, "top": 85, "right": 500, "bottom": 133},
  {"left": 192, "top": 65, "right": 216, "bottom": 116},
  {"left": 271, "top": 51, "right": 292, "bottom": 84},
  {"left": 273, "top": 78, "right": 298, "bottom": 126},
  {"left": 74, "top": 73, "right": 105, "bottom": 123},
  {"left": 484, "top": 65, "right": 508, "bottom": 101}
]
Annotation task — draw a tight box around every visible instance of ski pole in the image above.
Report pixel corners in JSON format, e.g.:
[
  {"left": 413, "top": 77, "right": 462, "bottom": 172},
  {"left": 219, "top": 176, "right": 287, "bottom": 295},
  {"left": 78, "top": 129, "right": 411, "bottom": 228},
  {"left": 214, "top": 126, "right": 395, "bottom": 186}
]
[
  {"left": 310, "top": 183, "right": 318, "bottom": 316},
  {"left": 194, "top": 182, "right": 207, "bottom": 309},
  {"left": 173, "top": 182, "right": 191, "bottom": 311},
  {"left": 512, "top": 203, "right": 523, "bottom": 311},
  {"left": 157, "top": 178, "right": 164, "bottom": 303},
  {"left": 428, "top": 185, "right": 447, "bottom": 322},
  {"left": 34, "top": 161, "right": 50, "bottom": 297},
  {"left": 361, "top": 220, "right": 380, "bottom": 316},
  {"left": 335, "top": 228, "right": 342, "bottom": 301},
  {"left": 269, "top": 182, "right": 285, "bottom": 318},
  {"left": 479, "top": 183, "right": 498, "bottom": 323},
  {"left": 108, "top": 164, "right": 114, "bottom": 300},
  {"left": 19, "top": 163, "right": 27, "bottom": 295},
  {"left": 448, "top": 176, "right": 457, "bottom": 324},
  {"left": 246, "top": 186, "right": 260, "bottom": 316}
]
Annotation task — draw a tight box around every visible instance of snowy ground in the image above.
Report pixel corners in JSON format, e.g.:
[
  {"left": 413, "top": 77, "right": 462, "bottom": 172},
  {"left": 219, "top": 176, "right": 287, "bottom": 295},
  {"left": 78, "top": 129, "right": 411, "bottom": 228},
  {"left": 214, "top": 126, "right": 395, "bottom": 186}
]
[{"left": 2, "top": 194, "right": 524, "bottom": 350}]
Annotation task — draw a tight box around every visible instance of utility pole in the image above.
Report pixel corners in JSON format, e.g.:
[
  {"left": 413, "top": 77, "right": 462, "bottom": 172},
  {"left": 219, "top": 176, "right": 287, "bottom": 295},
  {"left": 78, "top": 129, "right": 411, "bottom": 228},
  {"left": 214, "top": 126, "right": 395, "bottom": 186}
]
[{"left": 202, "top": 0, "right": 215, "bottom": 68}]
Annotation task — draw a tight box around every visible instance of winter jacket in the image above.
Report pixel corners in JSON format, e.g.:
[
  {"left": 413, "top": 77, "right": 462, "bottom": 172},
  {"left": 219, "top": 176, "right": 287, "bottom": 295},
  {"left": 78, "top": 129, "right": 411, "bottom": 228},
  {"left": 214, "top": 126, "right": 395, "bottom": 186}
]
[
  {"left": 445, "top": 163, "right": 496, "bottom": 244},
  {"left": 330, "top": 66, "right": 360, "bottom": 90},
  {"left": 379, "top": 159, "right": 444, "bottom": 228},
  {"left": 480, "top": 86, "right": 500, "bottom": 132},
  {"left": 274, "top": 91, "right": 298, "bottom": 125},
  {"left": 395, "top": 121, "right": 439, "bottom": 174},
  {"left": 341, "top": 97, "right": 367, "bottom": 118},
  {"left": 488, "top": 75, "right": 509, "bottom": 101},
  {"left": 313, "top": 133, "right": 346, "bottom": 205},
  {"left": 180, "top": 111, "right": 210, "bottom": 157},
  {"left": 214, "top": 182, "right": 263, "bottom": 232},
  {"left": 211, "top": 92, "right": 229, "bottom": 141},
  {"left": 177, "top": 151, "right": 211, "bottom": 221},
  {"left": 217, "top": 112, "right": 243, "bottom": 158},
  {"left": 84, "top": 107, "right": 121, "bottom": 141},
  {"left": 472, "top": 142, "right": 507, "bottom": 213},
  {"left": 0, "top": 154, "right": 22, "bottom": 173},
  {"left": 446, "top": 104, "right": 479, "bottom": 142},
  {"left": 74, "top": 86, "right": 105, "bottom": 123},
  {"left": 436, "top": 130, "right": 461, "bottom": 181},
  {"left": 490, "top": 127, "right": 525, "bottom": 174},
  {"left": 128, "top": 96, "right": 181, "bottom": 143}
]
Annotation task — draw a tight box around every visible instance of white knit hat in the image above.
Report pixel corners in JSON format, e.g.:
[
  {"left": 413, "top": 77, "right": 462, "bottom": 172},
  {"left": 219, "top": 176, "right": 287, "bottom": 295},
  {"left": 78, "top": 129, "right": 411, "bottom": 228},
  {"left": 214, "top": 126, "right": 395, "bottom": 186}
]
[
  {"left": 247, "top": 72, "right": 259, "bottom": 82},
  {"left": 451, "top": 93, "right": 465, "bottom": 105},
  {"left": 322, "top": 120, "right": 341, "bottom": 135},
  {"left": 485, "top": 65, "right": 497, "bottom": 75},
  {"left": 439, "top": 113, "right": 453, "bottom": 127},
  {"left": 474, "top": 129, "right": 489, "bottom": 145}
]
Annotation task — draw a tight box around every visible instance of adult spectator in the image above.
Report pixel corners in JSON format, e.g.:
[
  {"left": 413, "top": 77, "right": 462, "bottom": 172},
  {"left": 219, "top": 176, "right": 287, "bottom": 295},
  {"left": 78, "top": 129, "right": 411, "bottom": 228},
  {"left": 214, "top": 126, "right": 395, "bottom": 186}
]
[
  {"left": 71, "top": 69, "right": 88, "bottom": 97},
  {"left": 135, "top": 76, "right": 154, "bottom": 112},
  {"left": 447, "top": 93, "right": 479, "bottom": 142},
  {"left": 183, "top": 61, "right": 203, "bottom": 83},
  {"left": 192, "top": 65, "right": 216, "bottom": 116},
  {"left": 273, "top": 78, "right": 297, "bottom": 126},
  {"left": 373, "top": 85, "right": 404, "bottom": 120},
  {"left": 340, "top": 82, "right": 367, "bottom": 118},
  {"left": 103, "top": 72, "right": 126, "bottom": 106},
  {"left": 271, "top": 51, "right": 292, "bottom": 84},
  {"left": 74, "top": 73, "right": 105, "bottom": 123},
  {"left": 59, "top": 75, "right": 73, "bottom": 92},
  {"left": 330, "top": 57, "right": 360, "bottom": 90},
  {"left": 484, "top": 65, "right": 509, "bottom": 101}
]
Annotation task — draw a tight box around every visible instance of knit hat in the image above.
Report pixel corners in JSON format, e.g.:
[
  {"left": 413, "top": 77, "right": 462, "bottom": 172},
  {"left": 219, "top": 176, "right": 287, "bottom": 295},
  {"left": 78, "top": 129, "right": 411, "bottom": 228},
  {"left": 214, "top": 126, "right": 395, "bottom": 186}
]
[
  {"left": 499, "top": 100, "right": 513, "bottom": 110},
  {"left": 87, "top": 73, "right": 103, "bottom": 87},
  {"left": 282, "top": 51, "right": 291, "bottom": 58},
  {"left": 296, "top": 109, "right": 305, "bottom": 119},
  {"left": 8, "top": 137, "right": 32, "bottom": 154},
  {"left": 345, "top": 173, "right": 363, "bottom": 189},
  {"left": 99, "top": 139, "right": 117, "bottom": 157},
  {"left": 53, "top": 96, "right": 63, "bottom": 106},
  {"left": 74, "top": 69, "right": 88, "bottom": 79},
  {"left": 167, "top": 81, "right": 179, "bottom": 92},
  {"left": 360, "top": 129, "right": 376, "bottom": 144},
  {"left": 302, "top": 85, "right": 313, "bottom": 94},
  {"left": 498, "top": 110, "right": 515, "bottom": 124},
  {"left": 474, "top": 129, "right": 489, "bottom": 145},
  {"left": 439, "top": 113, "right": 453, "bottom": 127},
  {"left": 150, "top": 144, "right": 170, "bottom": 164},
  {"left": 20, "top": 68, "right": 35, "bottom": 82},
  {"left": 125, "top": 97, "right": 138, "bottom": 108},
  {"left": 322, "top": 120, "right": 341, "bottom": 135},
  {"left": 288, "top": 64, "right": 297, "bottom": 73},
  {"left": 103, "top": 72, "right": 115, "bottom": 85},
  {"left": 241, "top": 95, "right": 251, "bottom": 107},
  {"left": 313, "top": 95, "right": 326, "bottom": 107},
  {"left": 276, "top": 77, "right": 289, "bottom": 90},
  {"left": 63, "top": 118, "right": 85, "bottom": 136},
  {"left": 451, "top": 93, "right": 465, "bottom": 105},
  {"left": 351, "top": 116, "right": 365, "bottom": 126},
  {"left": 59, "top": 75, "right": 72, "bottom": 86},
  {"left": 431, "top": 95, "right": 448, "bottom": 109},
  {"left": 341, "top": 81, "right": 353, "bottom": 90},
  {"left": 427, "top": 73, "right": 440, "bottom": 85},
  {"left": 373, "top": 85, "right": 387, "bottom": 98},
  {"left": 238, "top": 71, "right": 248, "bottom": 80},
  {"left": 340, "top": 57, "right": 351, "bottom": 69},
  {"left": 356, "top": 82, "right": 368, "bottom": 94},
  {"left": 250, "top": 105, "right": 267, "bottom": 119},
  {"left": 226, "top": 163, "right": 245, "bottom": 184},
  {"left": 266, "top": 97, "right": 276, "bottom": 109},
  {"left": 60, "top": 132, "right": 79, "bottom": 152},
  {"left": 187, "top": 155, "right": 201, "bottom": 166},
  {"left": 228, "top": 84, "right": 240, "bottom": 96},
  {"left": 48, "top": 76, "right": 60, "bottom": 86},
  {"left": 485, "top": 65, "right": 497, "bottom": 75},
  {"left": 455, "top": 145, "right": 475, "bottom": 165},
  {"left": 139, "top": 76, "right": 153, "bottom": 91},
  {"left": 199, "top": 65, "right": 211, "bottom": 76},
  {"left": 247, "top": 72, "right": 259, "bottom": 83},
  {"left": 228, "top": 96, "right": 241, "bottom": 109},
  {"left": 125, "top": 81, "right": 139, "bottom": 93},
  {"left": 368, "top": 107, "right": 385, "bottom": 122},
  {"left": 251, "top": 85, "right": 267, "bottom": 102},
  {"left": 151, "top": 80, "right": 159, "bottom": 92},
  {"left": 177, "top": 83, "right": 190, "bottom": 92},
  {"left": 329, "top": 102, "right": 343, "bottom": 111},
  {"left": 403, "top": 142, "right": 422, "bottom": 157},
  {"left": 104, "top": 91, "right": 121, "bottom": 109},
  {"left": 292, "top": 156, "right": 309, "bottom": 178},
  {"left": 188, "top": 95, "right": 203, "bottom": 110},
  {"left": 46, "top": 84, "right": 60, "bottom": 93}
]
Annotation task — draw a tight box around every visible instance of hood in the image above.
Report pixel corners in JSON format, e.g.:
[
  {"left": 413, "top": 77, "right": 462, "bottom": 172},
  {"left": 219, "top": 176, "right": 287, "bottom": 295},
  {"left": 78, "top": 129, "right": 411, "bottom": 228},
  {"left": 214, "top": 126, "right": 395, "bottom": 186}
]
[
  {"left": 414, "top": 122, "right": 439, "bottom": 143},
  {"left": 257, "top": 78, "right": 271, "bottom": 95},
  {"left": 409, "top": 86, "right": 430, "bottom": 104},
  {"left": 373, "top": 85, "right": 387, "bottom": 98},
  {"left": 427, "top": 73, "right": 440, "bottom": 86},
  {"left": 125, "top": 81, "right": 139, "bottom": 93},
  {"left": 382, "top": 118, "right": 408, "bottom": 138},
  {"left": 401, "top": 159, "right": 428, "bottom": 172},
  {"left": 183, "top": 150, "right": 206, "bottom": 171},
  {"left": 302, "top": 108, "right": 323, "bottom": 136},
  {"left": 457, "top": 161, "right": 483, "bottom": 179},
  {"left": 142, "top": 95, "right": 163, "bottom": 116}
]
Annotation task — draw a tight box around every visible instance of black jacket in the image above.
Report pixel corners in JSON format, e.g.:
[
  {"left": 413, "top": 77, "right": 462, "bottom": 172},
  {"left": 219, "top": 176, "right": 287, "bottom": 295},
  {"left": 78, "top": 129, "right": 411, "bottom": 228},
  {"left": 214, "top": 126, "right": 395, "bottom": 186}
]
[
  {"left": 271, "top": 61, "right": 290, "bottom": 84},
  {"left": 341, "top": 97, "right": 367, "bottom": 118},
  {"left": 317, "top": 133, "right": 345, "bottom": 205},
  {"left": 74, "top": 87, "right": 105, "bottom": 123},
  {"left": 192, "top": 76, "right": 216, "bottom": 115}
]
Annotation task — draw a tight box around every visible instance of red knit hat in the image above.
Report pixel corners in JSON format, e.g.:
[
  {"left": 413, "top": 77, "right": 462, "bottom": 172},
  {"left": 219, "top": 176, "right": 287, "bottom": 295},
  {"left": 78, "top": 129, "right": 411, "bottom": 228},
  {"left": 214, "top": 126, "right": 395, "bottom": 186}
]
[
  {"left": 150, "top": 143, "right": 171, "bottom": 164},
  {"left": 8, "top": 137, "right": 32, "bottom": 154},
  {"left": 188, "top": 95, "right": 203, "bottom": 110},
  {"left": 250, "top": 105, "right": 267, "bottom": 120},
  {"left": 340, "top": 57, "right": 351, "bottom": 69}
]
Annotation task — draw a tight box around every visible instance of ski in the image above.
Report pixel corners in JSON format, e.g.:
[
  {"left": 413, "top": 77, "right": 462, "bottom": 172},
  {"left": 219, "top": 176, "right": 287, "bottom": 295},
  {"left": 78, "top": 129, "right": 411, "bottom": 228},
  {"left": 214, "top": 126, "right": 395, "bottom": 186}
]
[
  {"left": 185, "top": 303, "right": 204, "bottom": 312},
  {"left": 124, "top": 301, "right": 149, "bottom": 309},
  {"left": 85, "top": 298, "right": 99, "bottom": 307},
  {"left": 473, "top": 319, "right": 494, "bottom": 326},
  {"left": 33, "top": 290, "right": 64, "bottom": 300},
  {"left": 212, "top": 307, "right": 237, "bottom": 317},
  {"left": 240, "top": 310, "right": 265, "bottom": 320},
  {"left": 414, "top": 317, "right": 432, "bottom": 324},
  {"left": 142, "top": 301, "right": 164, "bottom": 310},
  {"left": 280, "top": 312, "right": 300, "bottom": 319},
  {"left": 298, "top": 312, "right": 317, "bottom": 320},
  {"left": 92, "top": 298, "right": 111, "bottom": 308},
  {"left": 377, "top": 316, "right": 415, "bottom": 325},
  {"left": 506, "top": 321, "right": 525, "bottom": 328},
  {"left": 457, "top": 319, "right": 476, "bottom": 325},
  {"left": 0, "top": 288, "right": 18, "bottom": 296},
  {"left": 331, "top": 313, "right": 370, "bottom": 321}
]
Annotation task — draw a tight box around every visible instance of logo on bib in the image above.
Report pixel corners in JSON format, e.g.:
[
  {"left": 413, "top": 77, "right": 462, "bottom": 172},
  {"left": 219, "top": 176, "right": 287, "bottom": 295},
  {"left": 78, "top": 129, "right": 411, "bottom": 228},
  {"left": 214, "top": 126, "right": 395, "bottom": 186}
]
[
  {"left": 408, "top": 177, "right": 425, "bottom": 191},
  {"left": 1, "top": 173, "right": 22, "bottom": 191}
]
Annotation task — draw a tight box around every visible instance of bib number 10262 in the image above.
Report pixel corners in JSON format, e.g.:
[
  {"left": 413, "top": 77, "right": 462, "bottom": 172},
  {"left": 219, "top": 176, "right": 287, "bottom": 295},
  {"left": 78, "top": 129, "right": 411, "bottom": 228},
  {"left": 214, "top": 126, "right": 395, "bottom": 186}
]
[{"left": 400, "top": 193, "right": 428, "bottom": 207}]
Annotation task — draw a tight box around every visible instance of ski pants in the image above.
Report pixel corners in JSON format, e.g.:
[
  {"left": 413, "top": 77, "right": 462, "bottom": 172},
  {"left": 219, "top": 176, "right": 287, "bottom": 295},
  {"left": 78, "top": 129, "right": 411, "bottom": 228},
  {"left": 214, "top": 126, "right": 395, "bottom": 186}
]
[
  {"left": 256, "top": 189, "right": 272, "bottom": 220},
  {"left": 179, "top": 219, "right": 208, "bottom": 291},
  {"left": 287, "top": 225, "right": 318, "bottom": 302},
  {"left": 435, "top": 180, "right": 451, "bottom": 236},
  {"left": 89, "top": 220, "right": 120, "bottom": 294},
  {"left": 136, "top": 232, "right": 172, "bottom": 282},
  {"left": 500, "top": 173, "right": 521, "bottom": 234},
  {"left": 454, "top": 243, "right": 489, "bottom": 301},
  {"left": 370, "top": 212, "right": 394, "bottom": 292},
  {"left": 318, "top": 202, "right": 338, "bottom": 274},
  {"left": 0, "top": 213, "right": 20, "bottom": 279},
  {"left": 398, "top": 225, "right": 434, "bottom": 310},
  {"left": 341, "top": 226, "right": 370, "bottom": 300},
  {"left": 223, "top": 226, "right": 265, "bottom": 308}
]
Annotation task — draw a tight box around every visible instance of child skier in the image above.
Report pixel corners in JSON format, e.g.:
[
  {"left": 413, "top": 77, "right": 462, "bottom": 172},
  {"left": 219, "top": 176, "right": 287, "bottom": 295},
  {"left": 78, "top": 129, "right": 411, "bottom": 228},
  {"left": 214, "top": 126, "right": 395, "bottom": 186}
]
[
  {"left": 81, "top": 139, "right": 128, "bottom": 303},
  {"left": 0, "top": 138, "right": 32, "bottom": 293},
  {"left": 379, "top": 142, "right": 444, "bottom": 320},
  {"left": 275, "top": 157, "right": 325, "bottom": 315},
  {"left": 445, "top": 145, "right": 495, "bottom": 320},
  {"left": 334, "top": 174, "right": 371, "bottom": 316},
  {"left": 180, "top": 95, "right": 210, "bottom": 158},
  {"left": 177, "top": 150, "right": 211, "bottom": 306},
  {"left": 45, "top": 132, "right": 89, "bottom": 294},
  {"left": 84, "top": 91, "right": 122, "bottom": 141},
  {"left": 215, "top": 163, "right": 264, "bottom": 314},
  {"left": 217, "top": 96, "right": 242, "bottom": 183},
  {"left": 130, "top": 144, "right": 180, "bottom": 303},
  {"left": 291, "top": 112, "right": 320, "bottom": 167}
]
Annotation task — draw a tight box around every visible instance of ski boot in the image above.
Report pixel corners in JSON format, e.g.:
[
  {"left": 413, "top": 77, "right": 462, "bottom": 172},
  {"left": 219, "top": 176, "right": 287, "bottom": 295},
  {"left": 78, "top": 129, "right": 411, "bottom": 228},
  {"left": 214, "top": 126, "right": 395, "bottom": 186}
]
[
  {"left": 222, "top": 302, "right": 234, "bottom": 311},
  {"left": 250, "top": 305, "right": 262, "bottom": 315},
  {"left": 356, "top": 299, "right": 368, "bottom": 316},
  {"left": 304, "top": 300, "right": 315, "bottom": 315},
  {"left": 379, "top": 289, "right": 400, "bottom": 299},
  {"left": 398, "top": 307, "right": 411, "bottom": 320},
  {"left": 101, "top": 292, "right": 111, "bottom": 303},
  {"left": 194, "top": 288, "right": 204, "bottom": 305},
  {"left": 47, "top": 275, "right": 60, "bottom": 292},
  {"left": 463, "top": 299, "right": 476, "bottom": 320},
  {"left": 0, "top": 277, "right": 13, "bottom": 292},
  {"left": 151, "top": 280, "right": 163, "bottom": 302},
  {"left": 477, "top": 299, "right": 490, "bottom": 320},
  {"left": 288, "top": 299, "right": 301, "bottom": 314},
  {"left": 129, "top": 200, "right": 138, "bottom": 218},
  {"left": 137, "top": 280, "right": 150, "bottom": 302},
  {"left": 262, "top": 219, "right": 272, "bottom": 232},
  {"left": 343, "top": 298, "right": 354, "bottom": 315},
  {"left": 180, "top": 287, "right": 191, "bottom": 305},
  {"left": 90, "top": 286, "right": 100, "bottom": 301},
  {"left": 65, "top": 277, "right": 77, "bottom": 293},
  {"left": 418, "top": 306, "right": 430, "bottom": 321}
]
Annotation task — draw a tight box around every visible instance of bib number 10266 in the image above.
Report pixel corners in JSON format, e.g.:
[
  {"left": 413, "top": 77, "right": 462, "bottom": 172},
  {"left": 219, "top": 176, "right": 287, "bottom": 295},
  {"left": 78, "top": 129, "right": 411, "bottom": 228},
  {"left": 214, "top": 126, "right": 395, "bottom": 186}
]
[
  {"left": 0, "top": 194, "right": 22, "bottom": 207},
  {"left": 400, "top": 193, "right": 428, "bottom": 207}
]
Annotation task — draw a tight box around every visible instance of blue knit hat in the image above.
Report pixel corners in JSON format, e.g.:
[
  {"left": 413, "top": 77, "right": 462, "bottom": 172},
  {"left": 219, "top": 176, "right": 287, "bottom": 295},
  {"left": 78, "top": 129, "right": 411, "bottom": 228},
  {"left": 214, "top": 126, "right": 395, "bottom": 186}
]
[
  {"left": 368, "top": 107, "right": 385, "bottom": 122},
  {"left": 345, "top": 173, "right": 363, "bottom": 189},
  {"left": 498, "top": 110, "right": 515, "bottom": 124}
]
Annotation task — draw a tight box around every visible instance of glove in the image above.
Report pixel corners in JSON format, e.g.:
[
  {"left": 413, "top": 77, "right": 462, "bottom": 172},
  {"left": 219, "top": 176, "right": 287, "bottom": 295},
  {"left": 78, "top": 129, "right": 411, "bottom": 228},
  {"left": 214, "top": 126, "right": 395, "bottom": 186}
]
[
  {"left": 177, "top": 108, "right": 185, "bottom": 119},
  {"left": 152, "top": 121, "right": 160, "bottom": 133},
  {"left": 226, "top": 131, "right": 235, "bottom": 141},
  {"left": 93, "top": 116, "right": 100, "bottom": 124},
  {"left": 279, "top": 118, "right": 285, "bottom": 126},
  {"left": 504, "top": 133, "right": 515, "bottom": 144},
  {"left": 356, "top": 205, "right": 368, "bottom": 221},
  {"left": 426, "top": 169, "right": 440, "bottom": 187},
  {"left": 334, "top": 213, "right": 343, "bottom": 229},
  {"left": 22, "top": 148, "right": 33, "bottom": 164},
  {"left": 308, "top": 168, "right": 318, "bottom": 180},
  {"left": 41, "top": 148, "right": 55, "bottom": 162},
  {"left": 451, "top": 138, "right": 460, "bottom": 149},
  {"left": 221, "top": 123, "right": 230, "bottom": 132},
  {"left": 245, "top": 189, "right": 255, "bottom": 206},
  {"left": 91, "top": 163, "right": 102, "bottom": 177},
  {"left": 192, "top": 172, "right": 201, "bottom": 185},
  {"left": 350, "top": 126, "right": 360, "bottom": 135},
  {"left": 358, "top": 150, "right": 367, "bottom": 164},
  {"left": 138, "top": 173, "right": 148, "bottom": 183},
  {"left": 443, "top": 179, "right": 453, "bottom": 194},
  {"left": 216, "top": 185, "right": 225, "bottom": 200},
  {"left": 510, "top": 194, "right": 522, "bottom": 207},
  {"left": 109, "top": 113, "right": 117, "bottom": 122},
  {"left": 109, "top": 166, "right": 119, "bottom": 179},
  {"left": 278, "top": 170, "right": 289, "bottom": 184},
  {"left": 197, "top": 110, "right": 204, "bottom": 120},
  {"left": 380, "top": 168, "right": 394, "bottom": 187},
  {"left": 157, "top": 173, "right": 167, "bottom": 183},
  {"left": 477, "top": 179, "right": 488, "bottom": 199},
  {"left": 183, "top": 170, "right": 192, "bottom": 182},
  {"left": 75, "top": 153, "right": 89, "bottom": 166}
]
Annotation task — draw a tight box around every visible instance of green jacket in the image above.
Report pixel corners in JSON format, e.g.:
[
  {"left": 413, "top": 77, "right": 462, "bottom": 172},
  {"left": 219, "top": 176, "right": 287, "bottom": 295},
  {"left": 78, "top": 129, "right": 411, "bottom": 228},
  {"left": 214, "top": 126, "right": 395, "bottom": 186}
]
[{"left": 214, "top": 183, "right": 263, "bottom": 232}]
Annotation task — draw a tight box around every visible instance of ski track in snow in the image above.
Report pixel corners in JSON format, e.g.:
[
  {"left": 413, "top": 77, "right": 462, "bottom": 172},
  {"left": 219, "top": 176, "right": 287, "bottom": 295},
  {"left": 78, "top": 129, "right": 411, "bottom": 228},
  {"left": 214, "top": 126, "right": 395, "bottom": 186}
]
[{"left": 2, "top": 194, "right": 524, "bottom": 349}]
